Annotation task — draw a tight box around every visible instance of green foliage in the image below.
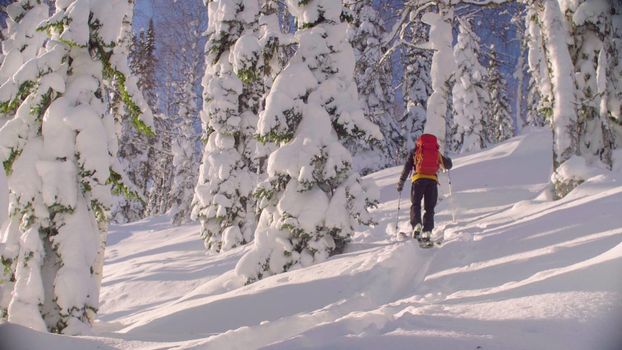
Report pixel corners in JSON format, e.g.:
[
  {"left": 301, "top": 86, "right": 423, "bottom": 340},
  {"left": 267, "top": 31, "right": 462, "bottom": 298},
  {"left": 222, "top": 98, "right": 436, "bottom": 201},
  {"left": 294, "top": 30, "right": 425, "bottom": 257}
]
[
  {"left": 37, "top": 20, "right": 66, "bottom": 37},
  {"left": 299, "top": 9, "right": 327, "bottom": 29},
  {"left": 31, "top": 89, "right": 54, "bottom": 136},
  {"left": 300, "top": 22, "right": 313, "bottom": 29},
  {"left": 1, "top": 256, "right": 15, "bottom": 283},
  {"left": 340, "top": 8, "right": 354, "bottom": 24},
  {"left": 254, "top": 175, "right": 289, "bottom": 202},
  {"left": 540, "top": 106, "right": 553, "bottom": 120},
  {"left": 101, "top": 54, "right": 155, "bottom": 137},
  {"left": 208, "top": 32, "right": 236, "bottom": 64},
  {"left": 22, "top": 251, "right": 34, "bottom": 267},
  {"left": 107, "top": 168, "right": 145, "bottom": 204},
  {"left": 257, "top": 130, "right": 293, "bottom": 145},
  {"left": 237, "top": 68, "right": 258, "bottom": 84},
  {"left": 90, "top": 199, "right": 108, "bottom": 226},
  {"left": 0, "top": 81, "right": 35, "bottom": 115},
  {"left": 48, "top": 203, "right": 74, "bottom": 217},
  {"left": 262, "top": 37, "right": 279, "bottom": 77},
  {"left": 257, "top": 108, "right": 302, "bottom": 144},
  {"left": 3, "top": 148, "right": 22, "bottom": 175}
]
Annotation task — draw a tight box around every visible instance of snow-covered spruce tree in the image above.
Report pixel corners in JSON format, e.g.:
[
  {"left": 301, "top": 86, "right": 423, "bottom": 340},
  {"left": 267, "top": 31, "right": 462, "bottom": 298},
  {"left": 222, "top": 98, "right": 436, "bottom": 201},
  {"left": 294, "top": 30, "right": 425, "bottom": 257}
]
[
  {"left": 170, "top": 76, "right": 199, "bottom": 226},
  {"left": 0, "top": 0, "right": 153, "bottom": 333},
  {"left": 512, "top": 6, "right": 529, "bottom": 132},
  {"left": 451, "top": 20, "right": 488, "bottom": 153},
  {"left": 192, "top": 0, "right": 261, "bottom": 253},
  {"left": 421, "top": 4, "right": 455, "bottom": 151},
  {"left": 145, "top": 114, "right": 174, "bottom": 216},
  {"left": 253, "top": 0, "right": 290, "bottom": 175},
  {"left": 112, "top": 21, "right": 158, "bottom": 223},
  {"left": 542, "top": 0, "right": 620, "bottom": 197},
  {"left": 487, "top": 45, "right": 514, "bottom": 144},
  {"left": 235, "top": 0, "right": 381, "bottom": 284},
  {"left": 141, "top": 18, "right": 175, "bottom": 218},
  {"left": 0, "top": 0, "right": 50, "bottom": 319},
  {"left": 540, "top": 0, "right": 578, "bottom": 171},
  {"left": 344, "top": 0, "right": 401, "bottom": 174},
  {"left": 400, "top": 7, "right": 433, "bottom": 152},
  {"left": 606, "top": 2, "right": 622, "bottom": 130},
  {"left": 0, "top": 0, "right": 49, "bottom": 121},
  {"left": 563, "top": 0, "right": 616, "bottom": 169},
  {"left": 524, "top": 0, "right": 552, "bottom": 128}
]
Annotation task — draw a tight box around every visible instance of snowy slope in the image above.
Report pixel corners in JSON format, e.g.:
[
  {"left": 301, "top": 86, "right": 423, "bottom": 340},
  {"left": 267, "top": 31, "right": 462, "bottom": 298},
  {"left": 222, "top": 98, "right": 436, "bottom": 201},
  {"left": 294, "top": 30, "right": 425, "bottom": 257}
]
[{"left": 2, "top": 127, "right": 621, "bottom": 350}]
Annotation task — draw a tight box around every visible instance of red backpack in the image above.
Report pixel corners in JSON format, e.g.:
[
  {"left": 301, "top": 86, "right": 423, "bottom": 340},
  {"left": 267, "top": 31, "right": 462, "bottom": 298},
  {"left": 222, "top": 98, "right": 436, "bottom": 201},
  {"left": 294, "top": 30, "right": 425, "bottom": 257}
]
[{"left": 414, "top": 134, "right": 440, "bottom": 176}]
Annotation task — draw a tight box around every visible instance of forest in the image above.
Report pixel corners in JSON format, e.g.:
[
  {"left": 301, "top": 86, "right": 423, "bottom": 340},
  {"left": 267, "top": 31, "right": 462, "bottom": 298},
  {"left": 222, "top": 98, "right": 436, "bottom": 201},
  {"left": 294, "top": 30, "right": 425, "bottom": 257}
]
[{"left": 0, "top": 0, "right": 620, "bottom": 336}]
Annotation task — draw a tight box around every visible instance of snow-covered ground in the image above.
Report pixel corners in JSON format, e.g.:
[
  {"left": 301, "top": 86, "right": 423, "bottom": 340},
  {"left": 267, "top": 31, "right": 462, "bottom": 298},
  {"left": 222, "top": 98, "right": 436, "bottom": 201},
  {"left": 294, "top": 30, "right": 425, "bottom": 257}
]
[{"left": 2, "top": 127, "right": 621, "bottom": 349}]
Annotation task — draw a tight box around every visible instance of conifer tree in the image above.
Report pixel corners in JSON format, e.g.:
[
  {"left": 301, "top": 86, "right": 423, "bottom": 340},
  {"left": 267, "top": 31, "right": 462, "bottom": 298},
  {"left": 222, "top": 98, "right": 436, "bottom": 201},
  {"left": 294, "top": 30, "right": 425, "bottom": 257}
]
[
  {"left": 421, "top": 4, "right": 455, "bottom": 151},
  {"left": 524, "top": 1, "right": 551, "bottom": 127},
  {"left": 170, "top": 76, "right": 199, "bottom": 226},
  {"left": 0, "top": 0, "right": 49, "bottom": 119},
  {"left": 254, "top": 0, "right": 290, "bottom": 175},
  {"left": 236, "top": 0, "right": 381, "bottom": 284},
  {"left": 564, "top": 0, "right": 616, "bottom": 168},
  {"left": 345, "top": 0, "right": 401, "bottom": 174},
  {"left": 400, "top": 4, "right": 433, "bottom": 152},
  {"left": 192, "top": 0, "right": 260, "bottom": 253},
  {"left": 451, "top": 20, "right": 488, "bottom": 153},
  {"left": 0, "top": 0, "right": 50, "bottom": 321},
  {"left": 112, "top": 20, "right": 157, "bottom": 223},
  {"left": 0, "top": 0, "right": 153, "bottom": 333},
  {"left": 487, "top": 46, "right": 514, "bottom": 143}
]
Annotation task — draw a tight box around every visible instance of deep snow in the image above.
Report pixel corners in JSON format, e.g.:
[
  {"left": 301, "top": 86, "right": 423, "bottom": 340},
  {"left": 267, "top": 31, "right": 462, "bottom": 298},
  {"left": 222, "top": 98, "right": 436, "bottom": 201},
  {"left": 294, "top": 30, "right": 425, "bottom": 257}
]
[{"left": 1, "top": 127, "right": 621, "bottom": 349}]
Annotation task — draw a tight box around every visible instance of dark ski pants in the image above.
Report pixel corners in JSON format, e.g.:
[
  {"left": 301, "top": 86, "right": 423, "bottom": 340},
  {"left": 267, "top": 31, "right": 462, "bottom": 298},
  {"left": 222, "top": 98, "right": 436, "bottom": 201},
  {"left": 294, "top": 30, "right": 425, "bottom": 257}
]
[{"left": 410, "top": 178, "right": 438, "bottom": 232}]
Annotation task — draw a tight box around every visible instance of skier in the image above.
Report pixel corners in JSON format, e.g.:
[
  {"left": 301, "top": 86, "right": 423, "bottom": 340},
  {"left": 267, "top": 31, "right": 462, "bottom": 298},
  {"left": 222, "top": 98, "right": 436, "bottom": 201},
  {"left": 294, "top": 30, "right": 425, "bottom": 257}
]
[{"left": 397, "top": 134, "right": 453, "bottom": 245}]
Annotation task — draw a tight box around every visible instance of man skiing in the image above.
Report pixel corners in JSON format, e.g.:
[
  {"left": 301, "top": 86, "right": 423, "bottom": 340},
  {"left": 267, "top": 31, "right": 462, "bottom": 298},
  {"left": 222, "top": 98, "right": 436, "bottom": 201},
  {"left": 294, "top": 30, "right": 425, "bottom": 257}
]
[{"left": 397, "top": 134, "right": 453, "bottom": 246}]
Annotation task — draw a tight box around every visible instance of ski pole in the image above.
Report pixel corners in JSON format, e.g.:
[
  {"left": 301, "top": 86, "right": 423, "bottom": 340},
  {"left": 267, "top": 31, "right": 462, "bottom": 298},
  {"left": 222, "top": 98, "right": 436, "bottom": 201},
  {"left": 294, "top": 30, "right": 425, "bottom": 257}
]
[
  {"left": 447, "top": 169, "right": 456, "bottom": 223},
  {"left": 395, "top": 190, "right": 402, "bottom": 232}
]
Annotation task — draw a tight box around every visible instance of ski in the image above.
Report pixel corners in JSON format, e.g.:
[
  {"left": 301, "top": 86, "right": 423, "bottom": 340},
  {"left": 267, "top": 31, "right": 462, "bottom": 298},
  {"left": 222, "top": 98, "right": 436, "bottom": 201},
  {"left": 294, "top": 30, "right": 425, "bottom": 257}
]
[{"left": 418, "top": 238, "right": 434, "bottom": 248}]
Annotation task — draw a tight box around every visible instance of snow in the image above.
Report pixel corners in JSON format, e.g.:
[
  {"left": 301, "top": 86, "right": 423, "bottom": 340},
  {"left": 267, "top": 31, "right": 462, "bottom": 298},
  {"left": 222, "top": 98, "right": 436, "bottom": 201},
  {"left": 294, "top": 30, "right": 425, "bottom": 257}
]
[{"left": 2, "top": 127, "right": 621, "bottom": 349}]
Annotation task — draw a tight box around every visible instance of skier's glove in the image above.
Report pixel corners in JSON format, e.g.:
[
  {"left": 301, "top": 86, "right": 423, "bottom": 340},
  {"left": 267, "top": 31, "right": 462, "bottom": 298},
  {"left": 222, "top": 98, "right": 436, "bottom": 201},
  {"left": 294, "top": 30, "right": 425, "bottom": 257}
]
[{"left": 397, "top": 181, "right": 404, "bottom": 192}]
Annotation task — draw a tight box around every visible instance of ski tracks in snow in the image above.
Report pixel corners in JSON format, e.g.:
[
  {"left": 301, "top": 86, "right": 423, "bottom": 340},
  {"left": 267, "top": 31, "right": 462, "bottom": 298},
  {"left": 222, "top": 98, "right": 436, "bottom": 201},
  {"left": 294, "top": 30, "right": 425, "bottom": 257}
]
[{"left": 168, "top": 241, "right": 438, "bottom": 349}]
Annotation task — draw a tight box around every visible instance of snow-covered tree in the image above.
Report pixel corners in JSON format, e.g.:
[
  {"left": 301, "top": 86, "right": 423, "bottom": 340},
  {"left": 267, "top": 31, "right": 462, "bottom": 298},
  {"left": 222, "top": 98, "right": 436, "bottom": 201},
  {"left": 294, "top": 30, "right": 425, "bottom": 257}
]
[
  {"left": 144, "top": 1, "right": 207, "bottom": 218},
  {"left": 139, "top": 17, "right": 176, "bottom": 218},
  {"left": 169, "top": 77, "right": 199, "bottom": 226},
  {"left": 451, "top": 20, "right": 488, "bottom": 153},
  {"left": 111, "top": 18, "right": 157, "bottom": 224},
  {"left": 253, "top": 0, "right": 290, "bottom": 174},
  {"left": 0, "top": 0, "right": 49, "bottom": 121},
  {"left": 606, "top": 2, "right": 622, "bottom": 130},
  {"left": 487, "top": 46, "right": 514, "bottom": 143},
  {"left": 0, "top": 0, "right": 50, "bottom": 320},
  {"left": 538, "top": 0, "right": 578, "bottom": 170},
  {"left": 512, "top": 6, "right": 529, "bottom": 132},
  {"left": 421, "top": 5, "right": 455, "bottom": 152},
  {"left": 344, "top": 0, "right": 401, "bottom": 174},
  {"left": 235, "top": 0, "right": 381, "bottom": 284},
  {"left": 401, "top": 12, "right": 432, "bottom": 152},
  {"left": 524, "top": 1, "right": 552, "bottom": 127},
  {"left": 402, "top": 53, "right": 432, "bottom": 147},
  {"left": 0, "top": 0, "right": 153, "bottom": 333},
  {"left": 192, "top": 0, "right": 260, "bottom": 253},
  {"left": 563, "top": 0, "right": 616, "bottom": 168}
]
